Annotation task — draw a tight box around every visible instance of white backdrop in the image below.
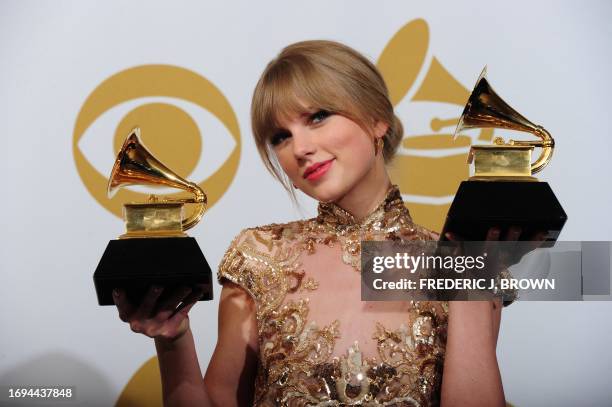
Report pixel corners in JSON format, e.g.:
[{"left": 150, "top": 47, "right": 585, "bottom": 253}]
[{"left": 1, "top": 1, "right": 611, "bottom": 406}]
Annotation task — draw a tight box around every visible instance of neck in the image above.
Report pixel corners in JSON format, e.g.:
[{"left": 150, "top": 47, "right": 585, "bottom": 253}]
[{"left": 334, "top": 157, "right": 392, "bottom": 221}]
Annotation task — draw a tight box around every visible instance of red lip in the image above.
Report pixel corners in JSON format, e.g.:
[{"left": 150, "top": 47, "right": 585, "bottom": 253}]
[{"left": 303, "top": 159, "right": 334, "bottom": 181}]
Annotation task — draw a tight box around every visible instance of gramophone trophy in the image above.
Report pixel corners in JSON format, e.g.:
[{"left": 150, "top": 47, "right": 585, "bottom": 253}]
[
  {"left": 93, "top": 128, "right": 213, "bottom": 305},
  {"left": 441, "top": 67, "right": 567, "bottom": 242}
]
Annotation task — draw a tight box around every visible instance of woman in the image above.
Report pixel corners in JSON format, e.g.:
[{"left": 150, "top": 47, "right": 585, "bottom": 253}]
[{"left": 114, "top": 40, "right": 507, "bottom": 406}]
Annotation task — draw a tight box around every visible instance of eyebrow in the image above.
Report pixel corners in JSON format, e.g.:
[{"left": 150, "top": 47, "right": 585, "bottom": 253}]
[{"left": 274, "top": 109, "right": 314, "bottom": 128}]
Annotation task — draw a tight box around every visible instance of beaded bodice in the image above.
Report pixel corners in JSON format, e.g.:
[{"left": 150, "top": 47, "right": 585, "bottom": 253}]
[{"left": 218, "top": 186, "right": 448, "bottom": 406}]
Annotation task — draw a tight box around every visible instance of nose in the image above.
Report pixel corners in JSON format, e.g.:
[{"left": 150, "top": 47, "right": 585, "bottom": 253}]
[{"left": 291, "top": 128, "right": 316, "bottom": 159}]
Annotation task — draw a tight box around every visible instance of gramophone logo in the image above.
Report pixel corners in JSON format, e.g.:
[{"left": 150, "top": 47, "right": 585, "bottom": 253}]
[
  {"left": 73, "top": 64, "right": 241, "bottom": 218},
  {"left": 377, "top": 19, "right": 495, "bottom": 232}
]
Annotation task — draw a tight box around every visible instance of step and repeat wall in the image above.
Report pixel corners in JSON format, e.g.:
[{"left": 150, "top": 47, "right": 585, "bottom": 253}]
[{"left": 1, "top": 1, "right": 611, "bottom": 406}]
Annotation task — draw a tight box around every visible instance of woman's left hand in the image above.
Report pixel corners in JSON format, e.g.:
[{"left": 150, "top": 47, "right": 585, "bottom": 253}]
[{"left": 445, "top": 226, "right": 548, "bottom": 269}]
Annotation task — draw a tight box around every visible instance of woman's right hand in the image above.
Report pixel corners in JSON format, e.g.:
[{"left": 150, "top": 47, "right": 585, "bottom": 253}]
[{"left": 113, "top": 285, "right": 204, "bottom": 342}]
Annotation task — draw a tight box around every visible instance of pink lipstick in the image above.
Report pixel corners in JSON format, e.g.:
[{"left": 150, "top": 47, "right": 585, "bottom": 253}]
[{"left": 303, "top": 159, "right": 334, "bottom": 181}]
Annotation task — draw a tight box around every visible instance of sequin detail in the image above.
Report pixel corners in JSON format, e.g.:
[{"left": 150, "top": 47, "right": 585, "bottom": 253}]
[{"left": 218, "top": 186, "right": 448, "bottom": 406}]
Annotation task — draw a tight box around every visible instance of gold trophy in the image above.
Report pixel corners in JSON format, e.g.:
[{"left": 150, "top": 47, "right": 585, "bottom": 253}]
[
  {"left": 441, "top": 67, "right": 567, "bottom": 241},
  {"left": 93, "top": 128, "right": 213, "bottom": 305}
]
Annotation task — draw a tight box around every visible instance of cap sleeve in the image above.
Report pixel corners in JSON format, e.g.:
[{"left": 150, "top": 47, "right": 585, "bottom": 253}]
[
  {"left": 217, "top": 226, "right": 288, "bottom": 311},
  {"left": 217, "top": 229, "right": 260, "bottom": 302}
]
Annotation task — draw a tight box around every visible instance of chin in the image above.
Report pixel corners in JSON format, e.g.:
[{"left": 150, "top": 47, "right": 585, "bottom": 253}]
[{"left": 302, "top": 179, "right": 352, "bottom": 204}]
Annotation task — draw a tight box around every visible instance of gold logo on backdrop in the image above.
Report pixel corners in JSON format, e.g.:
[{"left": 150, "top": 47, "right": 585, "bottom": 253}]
[
  {"left": 377, "top": 19, "right": 495, "bottom": 232},
  {"left": 73, "top": 65, "right": 240, "bottom": 218}
]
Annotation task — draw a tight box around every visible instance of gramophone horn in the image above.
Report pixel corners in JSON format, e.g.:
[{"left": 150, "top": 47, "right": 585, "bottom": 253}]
[
  {"left": 454, "top": 67, "right": 555, "bottom": 174},
  {"left": 107, "top": 128, "right": 207, "bottom": 231}
]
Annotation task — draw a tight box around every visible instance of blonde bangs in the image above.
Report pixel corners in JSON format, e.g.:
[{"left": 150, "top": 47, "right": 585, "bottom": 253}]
[{"left": 252, "top": 56, "right": 355, "bottom": 147}]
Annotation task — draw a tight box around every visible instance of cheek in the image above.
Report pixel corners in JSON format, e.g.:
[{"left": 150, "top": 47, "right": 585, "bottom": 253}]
[
  {"left": 329, "top": 129, "right": 374, "bottom": 167},
  {"left": 274, "top": 149, "right": 299, "bottom": 178}
]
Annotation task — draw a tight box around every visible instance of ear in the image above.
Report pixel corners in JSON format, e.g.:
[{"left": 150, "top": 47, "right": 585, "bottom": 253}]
[{"left": 373, "top": 121, "right": 390, "bottom": 139}]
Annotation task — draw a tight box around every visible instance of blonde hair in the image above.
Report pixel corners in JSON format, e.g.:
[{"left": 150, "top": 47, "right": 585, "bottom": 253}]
[{"left": 251, "top": 40, "right": 403, "bottom": 193}]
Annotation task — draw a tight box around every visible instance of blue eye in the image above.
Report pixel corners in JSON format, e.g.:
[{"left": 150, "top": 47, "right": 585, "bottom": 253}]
[
  {"left": 309, "top": 110, "right": 331, "bottom": 124},
  {"left": 270, "top": 130, "right": 291, "bottom": 146}
]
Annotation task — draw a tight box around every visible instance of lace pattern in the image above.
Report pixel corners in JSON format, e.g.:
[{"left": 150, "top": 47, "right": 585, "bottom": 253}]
[{"left": 218, "top": 186, "right": 448, "bottom": 406}]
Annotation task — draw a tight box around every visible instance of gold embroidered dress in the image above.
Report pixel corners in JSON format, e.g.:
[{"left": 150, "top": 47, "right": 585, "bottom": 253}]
[{"left": 218, "top": 186, "right": 448, "bottom": 406}]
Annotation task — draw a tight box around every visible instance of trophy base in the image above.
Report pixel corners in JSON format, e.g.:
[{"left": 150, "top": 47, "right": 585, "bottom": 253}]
[
  {"left": 441, "top": 181, "right": 567, "bottom": 242},
  {"left": 93, "top": 237, "right": 213, "bottom": 306}
]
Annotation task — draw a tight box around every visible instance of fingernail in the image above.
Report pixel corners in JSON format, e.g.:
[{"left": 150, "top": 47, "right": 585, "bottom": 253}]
[
  {"left": 153, "top": 286, "right": 162, "bottom": 293},
  {"left": 113, "top": 288, "right": 120, "bottom": 297}
]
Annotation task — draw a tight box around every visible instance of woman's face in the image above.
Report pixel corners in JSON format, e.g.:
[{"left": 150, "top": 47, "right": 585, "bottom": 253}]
[{"left": 271, "top": 107, "right": 386, "bottom": 203}]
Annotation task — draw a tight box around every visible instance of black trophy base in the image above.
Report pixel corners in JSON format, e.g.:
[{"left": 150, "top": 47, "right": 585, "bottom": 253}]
[
  {"left": 441, "top": 181, "right": 567, "bottom": 242},
  {"left": 93, "top": 237, "right": 213, "bottom": 306}
]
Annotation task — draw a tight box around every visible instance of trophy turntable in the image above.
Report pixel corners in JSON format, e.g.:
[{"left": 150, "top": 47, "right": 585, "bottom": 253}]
[{"left": 93, "top": 128, "right": 213, "bottom": 305}]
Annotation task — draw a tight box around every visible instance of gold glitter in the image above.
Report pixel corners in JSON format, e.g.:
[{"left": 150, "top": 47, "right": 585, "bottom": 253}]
[
  {"left": 300, "top": 277, "right": 319, "bottom": 292},
  {"left": 218, "top": 185, "right": 448, "bottom": 405}
]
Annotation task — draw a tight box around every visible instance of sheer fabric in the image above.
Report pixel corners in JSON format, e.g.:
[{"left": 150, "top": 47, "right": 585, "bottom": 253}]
[{"left": 218, "top": 186, "right": 448, "bottom": 406}]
